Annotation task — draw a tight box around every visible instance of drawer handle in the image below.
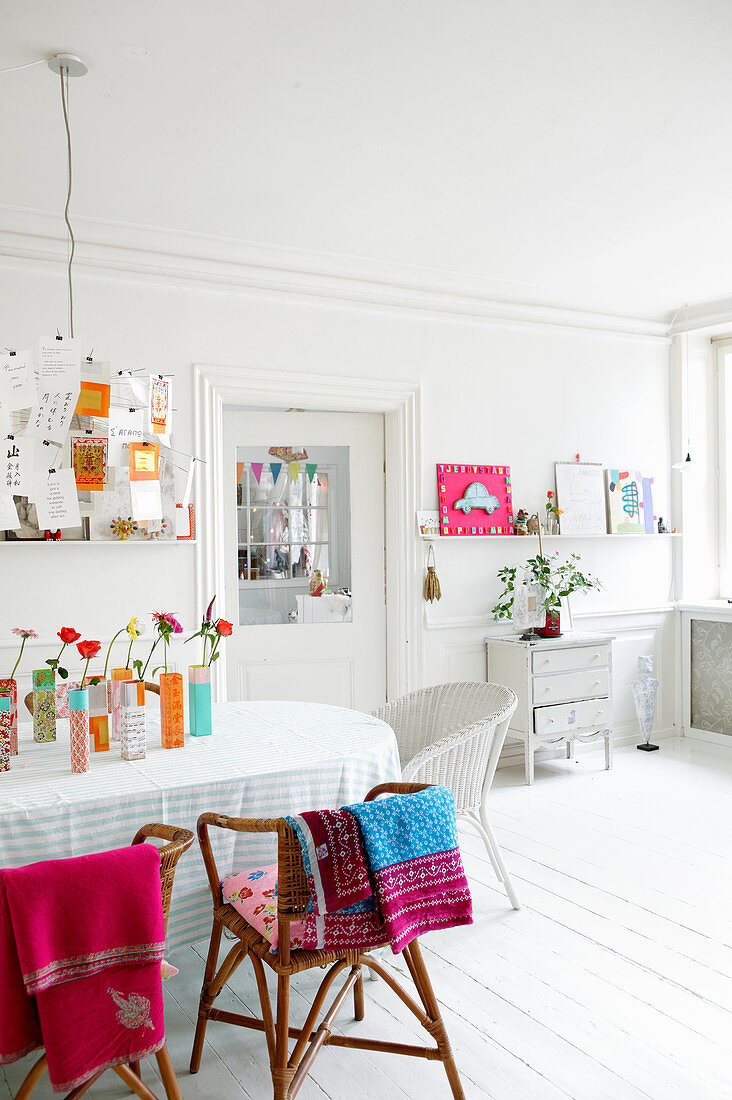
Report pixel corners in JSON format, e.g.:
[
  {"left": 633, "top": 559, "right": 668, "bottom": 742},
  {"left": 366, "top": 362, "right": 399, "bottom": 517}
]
[{"left": 594, "top": 680, "right": 601, "bottom": 686}]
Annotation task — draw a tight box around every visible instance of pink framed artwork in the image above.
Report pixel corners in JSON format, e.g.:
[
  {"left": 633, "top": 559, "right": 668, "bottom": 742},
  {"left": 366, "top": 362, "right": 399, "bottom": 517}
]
[{"left": 436, "top": 463, "right": 513, "bottom": 536}]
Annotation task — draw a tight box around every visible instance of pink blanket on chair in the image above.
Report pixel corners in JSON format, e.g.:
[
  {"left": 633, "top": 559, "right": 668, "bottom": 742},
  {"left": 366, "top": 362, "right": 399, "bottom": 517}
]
[{"left": 0, "top": 845, "right": 166, "bottom": 1092}]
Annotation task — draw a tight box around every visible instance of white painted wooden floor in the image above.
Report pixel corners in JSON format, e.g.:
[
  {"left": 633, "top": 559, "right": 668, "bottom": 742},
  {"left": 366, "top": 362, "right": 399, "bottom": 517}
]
[{"left": 4, "top": 737, "right": 732, "bottom": 1099}]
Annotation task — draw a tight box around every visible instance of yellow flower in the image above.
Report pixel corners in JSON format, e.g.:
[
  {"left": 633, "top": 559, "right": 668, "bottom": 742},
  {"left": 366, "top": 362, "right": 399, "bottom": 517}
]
[{"left": 126, "top": 616, "right": 139, "bottom": 641}]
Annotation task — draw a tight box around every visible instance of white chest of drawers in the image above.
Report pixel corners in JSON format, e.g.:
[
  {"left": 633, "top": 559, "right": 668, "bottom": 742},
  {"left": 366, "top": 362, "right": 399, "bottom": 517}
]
[{"left": 485, "top": 631, "right": 615, "bottom": 784}]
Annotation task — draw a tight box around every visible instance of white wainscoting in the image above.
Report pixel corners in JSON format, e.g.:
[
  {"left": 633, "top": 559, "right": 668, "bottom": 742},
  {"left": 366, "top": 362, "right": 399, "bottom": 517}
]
[
  {"left": 236, "top": 657, "right": 355, "bottom": 709},
  {"left": 423, "top": 606, "right": 678, "bottom": 768}
]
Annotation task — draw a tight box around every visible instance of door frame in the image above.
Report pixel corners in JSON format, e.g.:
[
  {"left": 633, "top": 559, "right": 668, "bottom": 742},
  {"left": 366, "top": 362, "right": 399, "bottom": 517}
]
[{"left": 194, "top": 363, "right": 422, "bottom": 703}]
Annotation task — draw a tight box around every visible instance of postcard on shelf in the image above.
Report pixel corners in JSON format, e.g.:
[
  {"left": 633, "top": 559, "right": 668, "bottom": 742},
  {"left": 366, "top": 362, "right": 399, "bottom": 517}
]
[
  {"left": 0, "top": 351, "right": 36, "bottom": 411},
  {"left": 417, "top": 510, "right": 440, "bottom": 538}
]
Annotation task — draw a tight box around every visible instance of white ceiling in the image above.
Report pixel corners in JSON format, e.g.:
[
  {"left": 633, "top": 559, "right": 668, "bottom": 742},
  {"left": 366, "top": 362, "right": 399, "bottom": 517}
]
[{"left": 1, "top": 0, "right": 731, "bottom": 322}]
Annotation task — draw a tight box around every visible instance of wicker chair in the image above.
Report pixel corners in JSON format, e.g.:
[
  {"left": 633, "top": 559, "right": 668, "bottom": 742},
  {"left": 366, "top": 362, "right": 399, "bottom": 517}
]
[
  {"left": 191, "top": 782, "right": 467, "bottom": 1100},
  {"left": 14, "top": 823, "right": 194, "bottom": 1100},
  {"left": 372, "top": 682, "right": 520, "bottom": 910}
]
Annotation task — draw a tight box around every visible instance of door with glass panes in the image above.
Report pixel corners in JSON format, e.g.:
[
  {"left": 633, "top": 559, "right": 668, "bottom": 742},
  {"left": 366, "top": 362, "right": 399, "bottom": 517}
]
[{"left": 222, "top": 409, "right": 386, "bottom": 711}]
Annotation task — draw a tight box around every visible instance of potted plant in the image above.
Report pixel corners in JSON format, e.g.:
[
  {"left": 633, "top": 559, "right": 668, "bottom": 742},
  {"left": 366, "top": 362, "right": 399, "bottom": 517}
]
[{"left": 492, "top": 551, "right": 601, "bottom": 637}]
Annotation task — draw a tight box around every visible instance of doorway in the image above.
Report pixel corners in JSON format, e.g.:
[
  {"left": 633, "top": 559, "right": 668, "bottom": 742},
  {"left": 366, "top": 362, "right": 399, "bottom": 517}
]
[{"left": 222, "top": 408, "right": 386, "bottom": 711}]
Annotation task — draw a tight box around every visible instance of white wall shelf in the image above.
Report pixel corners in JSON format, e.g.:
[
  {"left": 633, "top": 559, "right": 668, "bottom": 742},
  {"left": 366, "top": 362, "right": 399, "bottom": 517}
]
[
  {"left": 0, "top": 540, "right": 197, "bottom": 547},
  {"left": 419, "top": 533, "right": 682, "bottom": 542}
]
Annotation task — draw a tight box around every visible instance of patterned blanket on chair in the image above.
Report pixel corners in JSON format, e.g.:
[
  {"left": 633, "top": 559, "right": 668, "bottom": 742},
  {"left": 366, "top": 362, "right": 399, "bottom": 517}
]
[{"left": 287, "top": 785, "right": 472, "bottom": 954}]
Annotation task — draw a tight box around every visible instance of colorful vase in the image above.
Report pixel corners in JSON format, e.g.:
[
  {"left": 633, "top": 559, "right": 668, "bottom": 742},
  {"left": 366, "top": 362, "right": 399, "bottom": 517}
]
[
  {"left": 0, "top": 695, "right": 12, "bottom": 771},
  {"left": 69, "top": 689, "right": 90, "bottom": 773},
  {"left": 110, "top": 667, "right": 135, "bottom": 742},
  {"left": 85, "top": 677, "right": 110, "bottom": 752},
  {"left": 0, "top": 679, "right": 18, "bottom": 756},
  {"left": 32, "top": 669, "right": 56, "bottom": 742},
  {"left": 189, "top": 665, "right": 212, "bottom": 737},
  {"left": 121, "top": 681, "right": 146, "bottom": 761},
  {"left": 160, "top": 672, "right": 184, "bottom": 749}
]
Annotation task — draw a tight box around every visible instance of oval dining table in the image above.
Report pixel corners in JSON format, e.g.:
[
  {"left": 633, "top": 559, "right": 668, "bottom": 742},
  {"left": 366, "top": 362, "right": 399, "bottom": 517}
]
[{"left": 0, "top": 699, "right": 401, "bottom": 952}]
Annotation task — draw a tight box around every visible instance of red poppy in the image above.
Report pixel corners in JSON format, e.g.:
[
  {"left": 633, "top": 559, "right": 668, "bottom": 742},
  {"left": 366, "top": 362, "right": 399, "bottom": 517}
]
[
  {"left": 216, "top": 619, "right": 233, "bottom": 637},
  {"left": 58, "top": 627, "right": 81, "bottom": 644},
  {"left": 76, "top": 639, "right": 101, "bottom": 660}
]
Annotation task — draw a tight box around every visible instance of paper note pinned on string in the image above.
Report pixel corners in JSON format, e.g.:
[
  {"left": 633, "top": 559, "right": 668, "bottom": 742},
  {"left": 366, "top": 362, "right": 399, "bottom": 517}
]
[
  {"left": 26, "top": 385, "right": 80, "bottom": 443},
  {"left": 38, "top": 337, "right": 80, "bottom": 386},
  {"left": 3, "top": 436, "right": 37, "bottom": 497},
  {"left": 180, "top": 455, "right": 196, "bottom": 509},
  {"left": 148, "top": 375, "right": 173, "bottom": 444},
  {"left": 35, "top": 468, "right": 82, "bottom": 531},
  {"left": 76, "top": 379, "right": 111, "bottom": 418},
  {"left": 128, "top": 440, "right": 160, "bottom": 481},
  {"left": 108, "top": 407, "right": 144, "bottom": 465},
  {"left": 0, "top": 494, "right": 21, "bottom": 532},
  {"left": 0, "top": 351, "right": 36, "bottom": 411},
  {"left": 70, "top": 434, "right": 108, "bottom": 491}
]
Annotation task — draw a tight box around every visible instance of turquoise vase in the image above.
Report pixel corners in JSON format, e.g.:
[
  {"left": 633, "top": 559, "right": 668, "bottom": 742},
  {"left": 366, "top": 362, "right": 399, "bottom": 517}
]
[{"left": 189, "top": 665, "right": 212, "bottom": 736}]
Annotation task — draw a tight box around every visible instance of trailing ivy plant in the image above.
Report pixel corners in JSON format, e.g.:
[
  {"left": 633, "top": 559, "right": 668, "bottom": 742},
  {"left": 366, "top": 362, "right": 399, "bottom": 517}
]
[{"left": 492, "top": 552, "right": 601, "bottom": 620}]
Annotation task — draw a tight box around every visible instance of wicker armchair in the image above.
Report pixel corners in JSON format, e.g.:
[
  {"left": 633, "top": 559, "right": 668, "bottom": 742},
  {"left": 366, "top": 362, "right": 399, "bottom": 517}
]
[
  {"left": 14, "top": 823, "right": 194, "bottom": 1100},
  {"left": 191, "top": 783, "right": 466, "bottom": 1100},
  {"left": 372, "top": 682, "right": 520, "bottom": 909}
]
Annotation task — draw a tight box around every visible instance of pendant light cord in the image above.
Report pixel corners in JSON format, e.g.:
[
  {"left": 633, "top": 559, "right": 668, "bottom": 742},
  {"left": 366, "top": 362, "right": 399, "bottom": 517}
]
[{"left": 59, "top": 66, "right": 75, "bottom": 338}]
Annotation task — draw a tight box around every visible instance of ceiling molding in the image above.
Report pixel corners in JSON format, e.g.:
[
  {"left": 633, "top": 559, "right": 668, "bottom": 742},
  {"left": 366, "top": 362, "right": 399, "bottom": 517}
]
[
  {"left": 667, "top": 297, "right": 732, "bottom": 337},
  {"left": 0, "top": 203, "right": 670, "bottom": 341}
]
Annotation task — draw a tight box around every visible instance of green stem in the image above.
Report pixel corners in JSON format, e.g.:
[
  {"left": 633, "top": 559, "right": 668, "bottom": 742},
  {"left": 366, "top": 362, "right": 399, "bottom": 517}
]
[
  {"left": 103, "top": 627, "right": 126, "bottom": 678},
  {"left": 9, "top": 635, "right": 27, "bottom": 681},
  {"left": 164, "top": 638, "right": 168, "bottom": 676},
  {"left": 83, "top": 656, "right": 91, "bottom": 684},
  {"left": 125, "top": 637, "right": 134, "bottom": 669},
  {"left": 208, "top": 636, "right": 220, "bottom": 667},
  {"left": 141, "top": 637, "right": 160, "bottom": 681}
]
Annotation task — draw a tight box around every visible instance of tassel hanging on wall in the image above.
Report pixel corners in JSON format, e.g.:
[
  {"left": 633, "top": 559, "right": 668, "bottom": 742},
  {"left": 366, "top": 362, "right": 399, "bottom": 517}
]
[{"left": 423, "top": 543, "right": 442, "bottom": 602}]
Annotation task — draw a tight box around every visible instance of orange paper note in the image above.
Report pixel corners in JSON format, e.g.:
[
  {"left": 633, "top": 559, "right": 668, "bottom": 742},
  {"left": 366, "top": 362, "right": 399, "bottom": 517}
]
[
  {"left": 75, "top": 379, "right": 111, "bottom": 418},
  {"left": 128, "top": 440, "right": 160, "bottom": 482}
]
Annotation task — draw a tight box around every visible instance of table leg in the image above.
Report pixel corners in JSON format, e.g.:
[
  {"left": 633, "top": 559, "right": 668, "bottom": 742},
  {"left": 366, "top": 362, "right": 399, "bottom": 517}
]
[
  {"left": 565, "top": 737, "right": 573, "bottom": 760},
  {"left": 525, "top": 737, "right": 534, "bottom": 785},
  {"left": 605, "top": 730, "right": 613, "bottom": 770}
]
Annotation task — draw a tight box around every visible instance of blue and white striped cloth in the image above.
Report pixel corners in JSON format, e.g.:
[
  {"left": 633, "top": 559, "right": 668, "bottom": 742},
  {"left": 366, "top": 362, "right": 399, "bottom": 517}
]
[{"left": 0, "top": 700, "right": 400, "bottom": 953}]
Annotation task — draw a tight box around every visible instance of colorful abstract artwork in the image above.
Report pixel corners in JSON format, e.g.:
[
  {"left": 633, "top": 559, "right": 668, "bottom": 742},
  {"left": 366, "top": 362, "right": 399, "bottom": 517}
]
[
  {"left": 75, "top": 379, "right": 111, "bottom": 418},
  {"left": 436, "top": 463, "right": 513, "bottom": 537},
  {"left": 606, "top": 469, "right": 655, "bottom": 534}
]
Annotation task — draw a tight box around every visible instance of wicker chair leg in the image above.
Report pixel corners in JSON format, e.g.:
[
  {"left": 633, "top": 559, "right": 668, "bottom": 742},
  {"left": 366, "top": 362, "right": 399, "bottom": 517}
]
[
  {"left": 190, "top": 918, "right": 223, "bottom": 1073},
  {"left": 155, "top": 1043, "right": 182, "bottom": 1100},
  {"left": 353, "top": 966, "right": 365, "bottom": 1021},
  {"left": 272, "top": 974, "right": 293, "bottom": 1100},
  {"left": 113, "top": 1063, "right": 161, "bottom": 1100},
  {"left": 476, "top": 806, "right": 521, "bottom": 910},
  {"left": 13, "top": 1053, "right": 47, "bottom": 1099},
  {"left": 404, "top": 941, "right": 465, "bottom": 1100}
]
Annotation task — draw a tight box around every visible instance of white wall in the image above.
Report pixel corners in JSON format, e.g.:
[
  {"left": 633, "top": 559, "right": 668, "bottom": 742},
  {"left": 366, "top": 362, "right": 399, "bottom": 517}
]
[{"left": 0, "top": 257, "right": 677, "bottom": 744}]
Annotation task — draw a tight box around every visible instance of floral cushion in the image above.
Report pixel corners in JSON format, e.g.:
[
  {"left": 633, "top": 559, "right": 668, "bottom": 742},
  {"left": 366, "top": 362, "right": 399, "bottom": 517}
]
[{"left": 221, "top": 865, "right": 307, "bottom": 952}]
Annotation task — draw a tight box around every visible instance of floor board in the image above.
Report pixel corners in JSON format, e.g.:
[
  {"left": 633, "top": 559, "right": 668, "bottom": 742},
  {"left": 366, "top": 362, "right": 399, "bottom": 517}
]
[{"left": 6, "top": 738, "right": 732, "bottom": 1098}]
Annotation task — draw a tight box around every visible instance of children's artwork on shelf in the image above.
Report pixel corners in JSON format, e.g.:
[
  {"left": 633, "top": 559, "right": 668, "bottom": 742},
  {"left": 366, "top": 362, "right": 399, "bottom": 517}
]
[
  {"left": 70, "top": 433, "right": 108, "bottom": 491},
  {"left": 606, "top": 468, "right": 656, "bottom": 534},
  {"left": 0, "top": 351, "right": 36, "bottom": 411},
  {"left": 417, "top": 510, "right": 440, "bottom": 538},
  {"left": 554, "top": 461, "right": 607, "bottom": 535},
  {"left": 436, "top": 463, "right": 513, "bottom": 536}
]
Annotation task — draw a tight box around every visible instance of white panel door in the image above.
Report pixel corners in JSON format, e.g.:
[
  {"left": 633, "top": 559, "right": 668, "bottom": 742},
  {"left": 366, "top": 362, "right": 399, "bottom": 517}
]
[{"left": 222, "top": 409, "right": 386, "bottom": 712}]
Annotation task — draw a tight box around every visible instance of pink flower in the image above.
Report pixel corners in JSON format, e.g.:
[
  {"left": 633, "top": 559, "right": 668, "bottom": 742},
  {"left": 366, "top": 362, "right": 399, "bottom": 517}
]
[
  {"left": 204, "top": 595, "right": 216, "bottom": 623},
  {"left": 12, "top": 628, "right": 38, "bottom": 639},
  {"left": 164, "top": 614, "right": 183, "bottom": 634}
]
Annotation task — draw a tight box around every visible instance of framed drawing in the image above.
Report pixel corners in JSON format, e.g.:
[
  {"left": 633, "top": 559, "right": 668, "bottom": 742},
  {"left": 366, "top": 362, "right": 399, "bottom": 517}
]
[
  {"left": 554, "top": 462, "right": 606, "bottom": 535},
  {"left": 436, "top": 463, "right": 513, "bottom": 536},
  {"left": 606, "top": 468, "right": 655, "bottom": 534}
]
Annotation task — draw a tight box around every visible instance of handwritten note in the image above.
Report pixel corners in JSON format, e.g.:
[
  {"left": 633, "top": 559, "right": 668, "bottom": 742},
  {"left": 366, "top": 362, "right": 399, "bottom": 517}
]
[
  {"left": 108, "top": 407, "right": 144, "bottom": 465},
  {"left": 26, "top": 385, "right": 80, "bottom": 443},
  {"left": 3, "top": 436, "right": 36, "bottom": 496},
  {"left": 0, "top": 351, "right": 36, "bottom": 411},
  {"left": 34, "top": 468, "right": 81, "bottom": 531},
  {"left": 0, "top": 494, "right": 21, "bottom": 532},
  {"left": 39, "top": 337, "right": 80, "bottom": 386}
]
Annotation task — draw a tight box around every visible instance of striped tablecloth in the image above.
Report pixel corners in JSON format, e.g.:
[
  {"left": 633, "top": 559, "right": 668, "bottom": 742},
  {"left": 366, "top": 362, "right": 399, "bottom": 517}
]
[{"left": 0, "top": 700, "right": 401, "bottom": 952}]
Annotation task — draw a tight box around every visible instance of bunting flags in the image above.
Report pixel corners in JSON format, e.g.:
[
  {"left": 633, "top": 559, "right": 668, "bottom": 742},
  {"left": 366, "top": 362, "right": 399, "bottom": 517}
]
[
  {"left": 306, "top": 463, "right": 318, "bottom": 483},
  {"left": 288, "top": 461, "right": 299, "bottom": 483},
  {"left": 251, "top": 462, "right": 263, "bottom": 484},
  {"left": 236, "top": 462, "right": 245, "bottom": 486},
  {"left": 269, "top": 462, "right": 282, "bottom": 483}
]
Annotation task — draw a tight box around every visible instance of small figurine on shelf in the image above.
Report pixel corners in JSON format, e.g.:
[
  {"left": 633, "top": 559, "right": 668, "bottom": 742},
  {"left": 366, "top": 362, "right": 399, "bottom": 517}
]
[
  {"left": 527, "top": 513, "right": 542, "bottom": 536},
  {"left": 657, "top": 516, "right": 669, "bottom": 534},
  {"left": 514, "top": 509, "right": 529, "bottom": 536},
  {"left": 309, "top": 570, "right": 326, "bottom": 596}
]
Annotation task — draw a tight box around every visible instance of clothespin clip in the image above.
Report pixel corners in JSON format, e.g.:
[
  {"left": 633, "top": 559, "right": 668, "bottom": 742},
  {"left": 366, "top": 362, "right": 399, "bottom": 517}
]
[
  {"left": 86, "top": 349, "right": 94, "bottom": 362},
  {"left": 129, "top": 407, "right": 136, "bottom": 413},
  {"left": 6, "top": 434, "right": 14, "bottom": 441},
  {"left": 85, "top": 428, "right": 93, "bottom": 435},
  {"left": 56, "top": 330, "right": 62, "bottom": 341},
  {"left": 42, "top": 440, "right": 51, "bottom": 447},
  {"left": 48, "top": 468, "right": 56, "bottom": 475},
  {"left": 4, "top": 348, "right": 15, "bottom": 357}
]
